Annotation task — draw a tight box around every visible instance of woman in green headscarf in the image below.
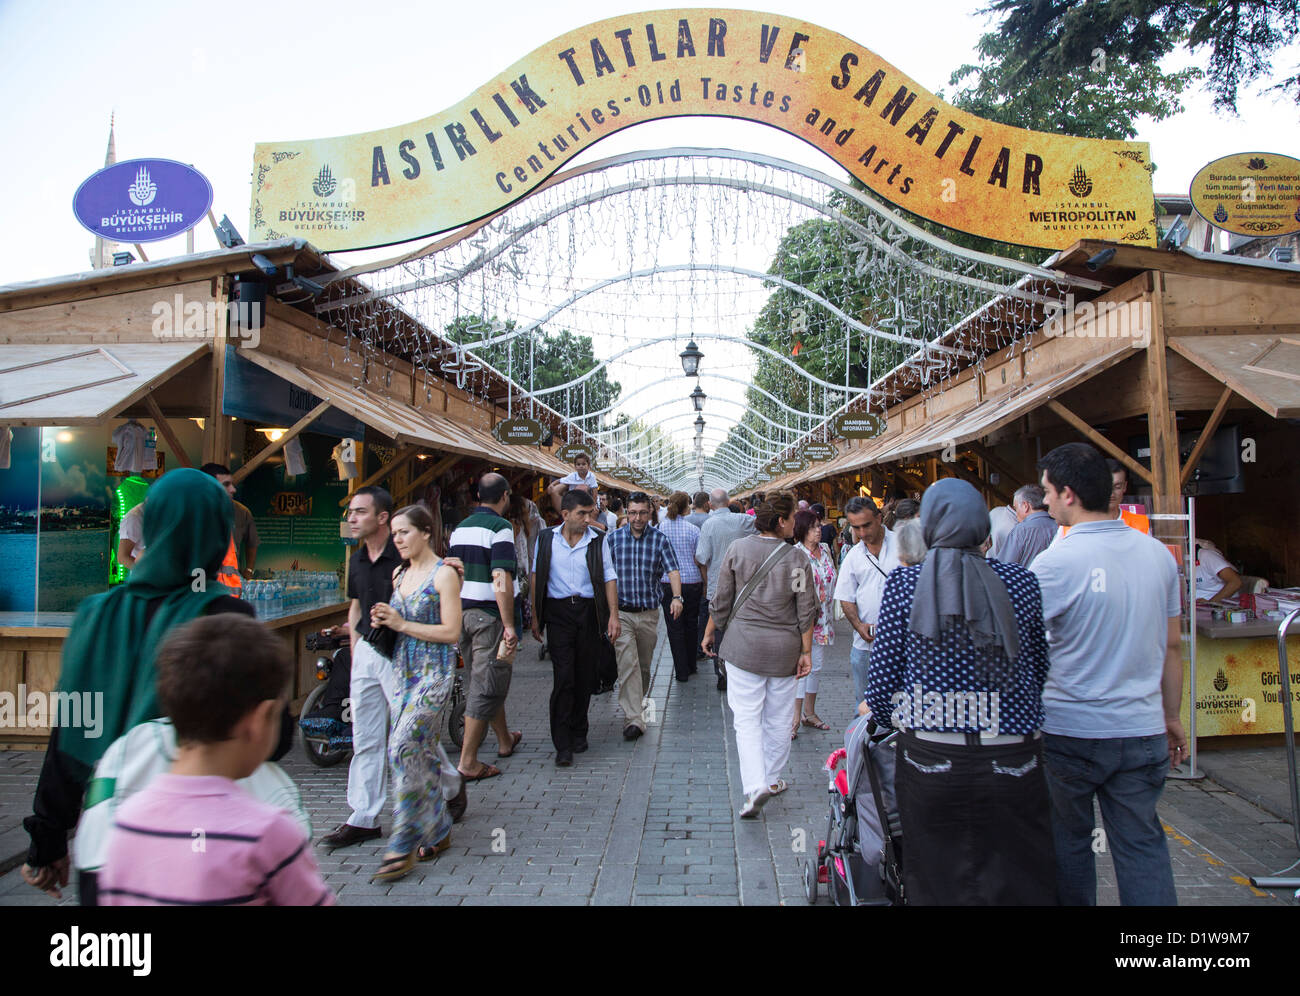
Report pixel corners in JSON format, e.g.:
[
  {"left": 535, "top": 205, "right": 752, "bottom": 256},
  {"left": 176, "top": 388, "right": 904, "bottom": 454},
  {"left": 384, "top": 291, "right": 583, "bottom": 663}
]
[{"left": 22, "top": 468, "right": 257, "bottom": 902}]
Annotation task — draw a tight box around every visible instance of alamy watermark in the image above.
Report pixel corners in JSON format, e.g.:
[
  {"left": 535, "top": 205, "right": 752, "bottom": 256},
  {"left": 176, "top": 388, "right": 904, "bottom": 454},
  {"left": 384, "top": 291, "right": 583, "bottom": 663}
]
[
  {"left": 890, "top": 684, "right": 1001, "bottom": 736},
  {"left": 1043, "top": 294, "right": 1151, "bottom": 348},
  {"left": 152, "top": 293, "right": 261, "bottom": 348},
  {"left": 0, "top": 684, "right": 103, "bottom": 738}
]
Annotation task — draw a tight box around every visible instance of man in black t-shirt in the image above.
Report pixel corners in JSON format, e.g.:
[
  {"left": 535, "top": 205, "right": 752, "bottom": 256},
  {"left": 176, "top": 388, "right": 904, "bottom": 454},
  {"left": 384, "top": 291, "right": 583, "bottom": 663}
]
[{"left": 321, "top": 486, "right": 401, "bottom": 850}]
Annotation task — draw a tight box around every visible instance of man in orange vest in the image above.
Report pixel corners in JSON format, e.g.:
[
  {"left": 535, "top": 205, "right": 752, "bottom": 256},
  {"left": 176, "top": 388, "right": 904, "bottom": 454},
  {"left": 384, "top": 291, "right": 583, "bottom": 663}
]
[{"left": 202, "top": 463, "right": 260, "bottom": 596}]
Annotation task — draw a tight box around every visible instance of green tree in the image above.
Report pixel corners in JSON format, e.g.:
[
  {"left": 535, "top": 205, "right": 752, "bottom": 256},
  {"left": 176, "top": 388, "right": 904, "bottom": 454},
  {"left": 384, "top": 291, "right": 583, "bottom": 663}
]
[
  {"left": 983, "top": 0, "right": 1298, "bottom": 113},
  {"left": 444, "top": 318, "right": 621, "bottom": 423},
  {"left": 949, "top": 29, "right": 1200, "bottom": 140}
]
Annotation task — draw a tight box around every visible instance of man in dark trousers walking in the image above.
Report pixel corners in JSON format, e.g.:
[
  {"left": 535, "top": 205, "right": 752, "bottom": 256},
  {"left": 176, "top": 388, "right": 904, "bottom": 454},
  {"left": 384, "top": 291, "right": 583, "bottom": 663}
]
[{"left": 529, "top": 490, "right": 619, "bottom": 766}]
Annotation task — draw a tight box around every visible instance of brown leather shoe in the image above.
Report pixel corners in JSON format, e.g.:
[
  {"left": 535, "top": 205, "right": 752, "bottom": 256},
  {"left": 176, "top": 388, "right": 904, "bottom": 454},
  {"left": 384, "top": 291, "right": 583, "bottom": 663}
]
[{"left": 320, "top": 823, "right": 382, "bottom": 848}]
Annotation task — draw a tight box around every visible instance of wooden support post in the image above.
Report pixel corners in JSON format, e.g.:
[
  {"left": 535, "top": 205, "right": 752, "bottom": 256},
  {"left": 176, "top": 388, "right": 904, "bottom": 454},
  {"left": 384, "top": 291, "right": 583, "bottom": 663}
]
[
  {"left": 396, "top": 453, "right": 460, "bottom": 504},
  {"left": 338, "top": 443, "right": 421, "bottom": 505},
  {"left": 1045, "top": 400, "right": 1154, "bottom": 487},
  {"left": 1145, "top": 278, "right": 1182, "bottom": 515},
  {"left": 232, "top": 400, "right": 332, "bottom": 486},
  {"left": 1179, "top": 386, "right": 1234, "bottom": 488},
  {"left": 950, "top": 458, "right": 1014, "bottom": 504},
  {"left": 142, "top": 394, "right": 191, "bottom": 468},
  {"left": 965, "top": 441, "right": 1029, "bottom": 492},
  {"left": 203, "top": 280, "right": 231, "bottom": 466}
]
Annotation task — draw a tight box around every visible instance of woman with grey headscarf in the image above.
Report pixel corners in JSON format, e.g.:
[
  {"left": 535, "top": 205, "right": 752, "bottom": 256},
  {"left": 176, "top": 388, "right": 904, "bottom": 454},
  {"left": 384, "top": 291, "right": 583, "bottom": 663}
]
[{"left": 865, "top": 478, "right": 1054, "bottom": 905}]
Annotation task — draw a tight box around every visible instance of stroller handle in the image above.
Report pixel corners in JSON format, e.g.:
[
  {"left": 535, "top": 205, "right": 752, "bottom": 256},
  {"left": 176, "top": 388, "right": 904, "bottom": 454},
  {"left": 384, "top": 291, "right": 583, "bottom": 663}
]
[{"left": 824, "top": 748, "right": 847, "bottom": 772}]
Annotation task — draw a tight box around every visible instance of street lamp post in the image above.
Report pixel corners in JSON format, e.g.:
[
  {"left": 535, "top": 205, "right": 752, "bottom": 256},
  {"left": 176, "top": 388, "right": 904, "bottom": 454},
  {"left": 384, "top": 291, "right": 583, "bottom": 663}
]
[
  {"left": 679, "top": 340, "right": 704, "bottom": 377},
  {"left": 690, "top": 384, "right": 707, "bottom": 412}
]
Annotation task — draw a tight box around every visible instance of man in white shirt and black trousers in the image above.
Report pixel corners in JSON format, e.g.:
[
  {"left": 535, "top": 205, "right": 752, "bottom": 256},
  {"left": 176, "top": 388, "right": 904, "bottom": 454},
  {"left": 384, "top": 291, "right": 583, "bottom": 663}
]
[{"left": 530, "top": 489, "right": 620, "bottom": 767}]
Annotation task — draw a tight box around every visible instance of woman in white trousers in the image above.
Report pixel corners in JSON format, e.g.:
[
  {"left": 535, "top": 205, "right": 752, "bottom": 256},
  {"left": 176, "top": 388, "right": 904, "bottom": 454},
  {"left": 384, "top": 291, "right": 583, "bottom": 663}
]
[{"left": 703, "top": 494, "right": 818, "bottom": 818}]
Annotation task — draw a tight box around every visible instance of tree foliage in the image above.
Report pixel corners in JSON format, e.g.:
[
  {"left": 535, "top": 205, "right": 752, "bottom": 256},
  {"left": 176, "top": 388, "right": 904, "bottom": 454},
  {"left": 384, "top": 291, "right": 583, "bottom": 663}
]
[
  {"left": 949, "top": 28, "right": 1200, "bottom": 139},
  {"left": 983, "top": 0, "right": 1299, "bottom": 113},
  {"left": 444, "top": 317, "right": 621, "bottom": 423}
]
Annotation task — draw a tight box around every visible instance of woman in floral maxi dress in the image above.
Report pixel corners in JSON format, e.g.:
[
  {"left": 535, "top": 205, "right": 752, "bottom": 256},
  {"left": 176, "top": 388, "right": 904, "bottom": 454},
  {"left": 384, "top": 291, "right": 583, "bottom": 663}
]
[{"left": 368, "top": 503, "right": 463, "bottom": 882}]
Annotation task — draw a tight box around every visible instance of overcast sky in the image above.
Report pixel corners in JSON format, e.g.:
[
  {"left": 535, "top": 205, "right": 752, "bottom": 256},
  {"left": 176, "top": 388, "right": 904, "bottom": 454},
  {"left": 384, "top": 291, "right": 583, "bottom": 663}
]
[{"left": 1, "top": 1, "right": 1295, "bottom": 479}]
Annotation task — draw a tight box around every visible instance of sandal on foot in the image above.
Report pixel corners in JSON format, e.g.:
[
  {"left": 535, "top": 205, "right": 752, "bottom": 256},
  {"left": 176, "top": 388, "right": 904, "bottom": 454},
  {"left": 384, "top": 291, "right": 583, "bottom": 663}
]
[
  {"left": 371, "top": 852, "right": 417, "bottom": 883},
  {"left": 418, "top": 836, "right": 452, "bottom": 862},
  {"left": 802, "top": 715, "right": 831, "bottom": 731},
  {"left": 458, "top": 763, "right": 501, "bottom": 782},
  {"left": 497, "top": 731, "right": 523, "bottom": 758}
]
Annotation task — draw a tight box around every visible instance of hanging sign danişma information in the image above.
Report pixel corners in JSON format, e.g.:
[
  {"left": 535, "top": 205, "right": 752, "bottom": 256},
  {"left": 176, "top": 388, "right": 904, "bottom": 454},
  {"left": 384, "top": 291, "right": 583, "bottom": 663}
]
[{"left": 251, "top": 8, "right": 1155, "bottom": 251}]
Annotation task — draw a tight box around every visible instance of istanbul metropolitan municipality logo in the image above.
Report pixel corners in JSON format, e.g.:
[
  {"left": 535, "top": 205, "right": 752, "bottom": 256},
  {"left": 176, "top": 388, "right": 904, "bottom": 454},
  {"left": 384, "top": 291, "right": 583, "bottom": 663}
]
[
  {"left": 128, "top": 166, "right": 157, "bottom": 206},
  {"left": 1068, "top": 165, "right": 1093, "bottom": 198},
  {"left": 1213, "top": 668, "right": 1229, "bottom": 693},
  {"left": 312, "top": 164, "right": 337, "bottom": 197}
]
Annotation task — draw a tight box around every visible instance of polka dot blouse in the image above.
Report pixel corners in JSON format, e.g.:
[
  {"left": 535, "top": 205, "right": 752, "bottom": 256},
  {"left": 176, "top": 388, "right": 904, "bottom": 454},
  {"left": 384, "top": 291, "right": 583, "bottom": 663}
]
[{"left": 865, "top": 561, "right": 1050, "bottom": 736}]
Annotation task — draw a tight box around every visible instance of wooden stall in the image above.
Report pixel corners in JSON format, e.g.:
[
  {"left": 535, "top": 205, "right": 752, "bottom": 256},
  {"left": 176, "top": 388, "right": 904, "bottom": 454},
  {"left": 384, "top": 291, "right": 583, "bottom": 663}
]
[
  {"left": 0, "top": 240, "right": 638, "bottom": 746},
  {"left": 754, "top": 241, "right": 1300, "bottom": 744}
]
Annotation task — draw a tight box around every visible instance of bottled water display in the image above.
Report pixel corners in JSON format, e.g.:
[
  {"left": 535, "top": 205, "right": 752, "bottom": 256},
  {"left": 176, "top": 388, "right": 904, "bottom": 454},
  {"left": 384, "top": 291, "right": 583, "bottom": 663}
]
[{"left": 244, "top": 572, "right": 341, "bottom": 614}]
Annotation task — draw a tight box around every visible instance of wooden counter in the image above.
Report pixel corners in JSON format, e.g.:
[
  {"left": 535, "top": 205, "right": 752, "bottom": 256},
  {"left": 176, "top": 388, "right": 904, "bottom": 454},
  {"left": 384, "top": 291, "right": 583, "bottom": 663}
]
[{"left": 0, "top": 599, "right": 348, "bottom": 748}]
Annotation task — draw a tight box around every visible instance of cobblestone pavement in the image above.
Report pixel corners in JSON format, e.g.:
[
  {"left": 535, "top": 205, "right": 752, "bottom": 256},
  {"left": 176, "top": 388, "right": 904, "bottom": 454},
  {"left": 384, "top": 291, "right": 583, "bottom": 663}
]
[{"left": 1, "top": 619, "right": 1296, "bottom": 906}]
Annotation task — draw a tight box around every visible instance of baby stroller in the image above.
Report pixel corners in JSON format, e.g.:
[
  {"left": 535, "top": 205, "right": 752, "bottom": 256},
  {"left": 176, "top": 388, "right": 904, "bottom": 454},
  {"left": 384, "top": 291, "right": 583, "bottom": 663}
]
[{"left": 803, "top": 715, "right": 905, "bottom": 905}]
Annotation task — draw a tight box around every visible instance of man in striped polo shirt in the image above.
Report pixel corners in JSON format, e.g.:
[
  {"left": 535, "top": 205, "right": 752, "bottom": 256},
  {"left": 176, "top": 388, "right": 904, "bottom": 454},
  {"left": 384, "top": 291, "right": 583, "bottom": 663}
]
[{"left": 449, "top": 473, "right": 519, "bottom": 781}]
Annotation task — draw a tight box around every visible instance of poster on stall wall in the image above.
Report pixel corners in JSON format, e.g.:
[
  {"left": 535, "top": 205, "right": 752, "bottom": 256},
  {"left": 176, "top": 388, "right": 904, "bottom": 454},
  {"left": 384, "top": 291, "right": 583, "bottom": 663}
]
[
  {"left": 239, "top": 432, "right": 351, "bottom": 575},
  {"left": 1180, "top": 635, "right": 1300, "bottom": 736},
  {"left": 0, "top": 428, "right": 40, "bottom": 611}
]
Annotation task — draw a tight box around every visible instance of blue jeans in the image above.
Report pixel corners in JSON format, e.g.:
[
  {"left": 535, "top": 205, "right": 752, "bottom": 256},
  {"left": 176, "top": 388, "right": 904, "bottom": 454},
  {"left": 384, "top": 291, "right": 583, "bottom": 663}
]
[
  {"left": 850, "top": 644, "right": 872, "bottom": 714},
  {"left": 1042, "top": 733, "right": 1177, "bottom": 906}
]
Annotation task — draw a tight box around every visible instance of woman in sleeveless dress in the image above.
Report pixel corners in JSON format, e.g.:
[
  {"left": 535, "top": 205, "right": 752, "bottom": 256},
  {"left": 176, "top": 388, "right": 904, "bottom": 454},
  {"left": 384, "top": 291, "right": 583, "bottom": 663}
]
[{"left": 368, "top": 503, "right": 463, "bottom": 883}]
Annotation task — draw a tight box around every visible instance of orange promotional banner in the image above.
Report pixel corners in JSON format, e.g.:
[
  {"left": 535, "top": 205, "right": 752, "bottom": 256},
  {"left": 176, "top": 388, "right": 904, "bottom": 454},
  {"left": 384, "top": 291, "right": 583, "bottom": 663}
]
[{"left": 250, "top": 8, "right": 1156, "bottom": 251}]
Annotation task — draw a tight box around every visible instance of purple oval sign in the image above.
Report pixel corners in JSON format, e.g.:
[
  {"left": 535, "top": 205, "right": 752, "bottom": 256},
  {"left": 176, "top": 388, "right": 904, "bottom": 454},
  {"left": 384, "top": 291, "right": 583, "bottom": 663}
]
[{"left": 73, "top": 158, "right": 213, "bottom": 243}]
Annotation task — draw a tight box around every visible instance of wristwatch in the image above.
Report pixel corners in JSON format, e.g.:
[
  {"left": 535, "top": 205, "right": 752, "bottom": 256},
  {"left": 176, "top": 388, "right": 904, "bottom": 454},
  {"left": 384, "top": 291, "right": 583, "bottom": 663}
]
[{"left": 672, "top": 595, "right": 683, "bottom": 602}]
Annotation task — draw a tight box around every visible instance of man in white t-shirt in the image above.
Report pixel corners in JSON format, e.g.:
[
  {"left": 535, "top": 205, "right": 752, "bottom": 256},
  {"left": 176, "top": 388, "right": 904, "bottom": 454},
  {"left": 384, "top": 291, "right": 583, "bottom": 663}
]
[
  {"left": 117, "top": 501, "right": 147, "bottom": 570},
  {"left": 833, "top": 496, "right": 899, "bottom": 707},
  {"left": 1030, "top": 442, "right": 1184, "bottom": 906},
  {"left": 547, "top": 453, "right": 597, "bottom": 515},
  {"left": 1194, "top": 540, "right": 1242, "bottom": 603}
]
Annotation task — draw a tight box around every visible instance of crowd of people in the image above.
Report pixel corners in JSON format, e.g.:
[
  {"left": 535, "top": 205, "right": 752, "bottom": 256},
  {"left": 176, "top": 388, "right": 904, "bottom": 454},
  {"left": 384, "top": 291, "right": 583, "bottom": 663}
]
[{"left": 17, "top": 439, "right": 1190, "bottom": 906}]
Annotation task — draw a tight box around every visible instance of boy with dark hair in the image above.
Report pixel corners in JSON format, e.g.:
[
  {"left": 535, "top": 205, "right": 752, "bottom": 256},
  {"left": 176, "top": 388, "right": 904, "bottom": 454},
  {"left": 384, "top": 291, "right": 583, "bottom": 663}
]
[{"left": 98, "top": 616, "right": 334, "bottom": 905}]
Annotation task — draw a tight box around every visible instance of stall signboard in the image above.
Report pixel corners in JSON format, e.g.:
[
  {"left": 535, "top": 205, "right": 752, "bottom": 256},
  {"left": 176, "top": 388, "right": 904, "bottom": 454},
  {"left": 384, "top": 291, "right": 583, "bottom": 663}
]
[
  {"left": 1190, "top": 153, "right": 1300, "bottom": 238},
  {"left": 780, "top": 457, "right": 809, "bottom": 473},
  {"left": 556, "top": 443, "right": 593, "bottom": 461},
  {"left": 833, "top": 412, "right": 887, "bottom": 439},
  {"left": 250, "top": 9, "right": 1155, "bottom": 251},
  {"left": 802, "top": 442, "right": 838, "bottom": 461},
  {"left": 494, "top": 417, "right": 546, "bottom": 444},
  {"left": 594, "top": 454, "right": 617, "bottom": 470},
  {"left": 612, "top": 467, "right": 636, "bottom": 480},
  {"left": 74, "top": 158, "right": 213, "bottom": 243}
]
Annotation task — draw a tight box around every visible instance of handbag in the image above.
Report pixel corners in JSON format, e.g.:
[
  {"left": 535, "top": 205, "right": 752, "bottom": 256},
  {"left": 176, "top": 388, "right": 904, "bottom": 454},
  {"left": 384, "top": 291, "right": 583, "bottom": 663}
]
[
  {"left": 729, "top": 540, "right": 792, "bottom": 620},
  {"left": 364, "top": 565, "right": 405, "bottom": 659}
]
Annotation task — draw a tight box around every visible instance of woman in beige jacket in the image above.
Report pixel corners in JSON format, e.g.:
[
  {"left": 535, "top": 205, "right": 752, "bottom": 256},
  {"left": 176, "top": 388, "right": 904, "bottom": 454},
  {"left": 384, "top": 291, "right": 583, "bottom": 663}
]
[{"left": 703, "top": 494, "right": 818, "bottom": 818}]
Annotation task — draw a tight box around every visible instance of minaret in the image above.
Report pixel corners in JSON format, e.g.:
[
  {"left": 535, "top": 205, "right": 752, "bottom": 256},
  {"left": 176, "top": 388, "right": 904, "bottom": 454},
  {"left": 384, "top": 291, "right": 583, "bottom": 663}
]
[{"left": 89, "top": 114, "right": 119, "bottom": 270}]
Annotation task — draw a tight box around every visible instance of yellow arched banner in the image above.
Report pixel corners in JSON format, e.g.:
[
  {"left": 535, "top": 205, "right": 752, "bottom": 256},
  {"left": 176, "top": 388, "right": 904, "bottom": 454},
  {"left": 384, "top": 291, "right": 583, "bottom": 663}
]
[{"left": 251, "top": 8, "right": 1156, "bottom": 250}]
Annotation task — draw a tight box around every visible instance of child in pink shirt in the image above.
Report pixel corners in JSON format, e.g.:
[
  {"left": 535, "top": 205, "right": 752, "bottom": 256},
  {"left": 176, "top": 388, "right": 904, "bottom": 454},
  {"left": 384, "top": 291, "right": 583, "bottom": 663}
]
[{"left": 98, "top": 615, "right": 335, "bottom": 906}]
